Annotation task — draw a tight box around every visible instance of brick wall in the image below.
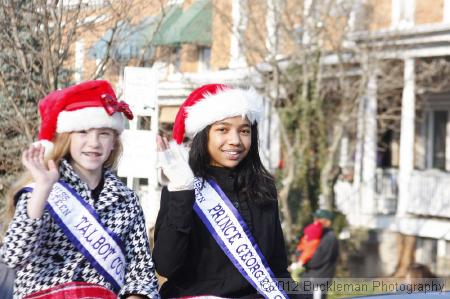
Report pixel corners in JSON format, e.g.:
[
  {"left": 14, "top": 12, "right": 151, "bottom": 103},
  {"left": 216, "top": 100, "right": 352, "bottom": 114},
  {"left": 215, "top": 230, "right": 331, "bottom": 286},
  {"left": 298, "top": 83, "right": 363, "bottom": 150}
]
[
  {"left": 368, "top": 0, "right": 392, "bottom": 31},
  {"left": 210, "top": 0, "right": 232, "bottom": 70},
  {"left": 180, "top": 44, "right": 199, "bottom": 72},
  {"left": 415, "top": 0, "right": 444, "bottom": 25},
  {"left": 244, "top": 0, "right": 267, "bottom": 66}
]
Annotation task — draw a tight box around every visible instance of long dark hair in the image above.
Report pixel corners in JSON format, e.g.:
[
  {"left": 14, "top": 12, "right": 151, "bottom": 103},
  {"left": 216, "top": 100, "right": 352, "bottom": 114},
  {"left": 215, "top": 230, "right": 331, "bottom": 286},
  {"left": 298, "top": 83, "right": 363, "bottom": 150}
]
[{"left": 189, "top": 122, "right": 277, "bottom": 206}]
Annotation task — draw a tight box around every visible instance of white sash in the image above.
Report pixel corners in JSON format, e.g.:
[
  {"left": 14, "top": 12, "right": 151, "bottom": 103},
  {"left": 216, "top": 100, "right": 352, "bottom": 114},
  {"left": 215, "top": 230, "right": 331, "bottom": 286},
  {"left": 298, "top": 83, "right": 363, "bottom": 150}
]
[
  {"left": 193, "top": 178, "right": 288, "bottom": 299},
  {"left": 24, "top": 181, "right": 126, "bottom": 291}
]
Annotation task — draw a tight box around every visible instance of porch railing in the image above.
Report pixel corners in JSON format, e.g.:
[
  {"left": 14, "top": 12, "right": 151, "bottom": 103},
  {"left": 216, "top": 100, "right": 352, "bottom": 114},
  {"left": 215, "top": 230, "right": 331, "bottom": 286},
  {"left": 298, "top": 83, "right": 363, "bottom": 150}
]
[
  {"left": 334, "top": 168, "right": 399, "bottom": 217},
  {"left": 408, "top": 170, "right": 450, "bottom": 218},
  {"left": 335, "top": 168, "right": 450, "bottom": 220},
  {"left": 375, "top": 168, "right": 398, "bottom": 215}
]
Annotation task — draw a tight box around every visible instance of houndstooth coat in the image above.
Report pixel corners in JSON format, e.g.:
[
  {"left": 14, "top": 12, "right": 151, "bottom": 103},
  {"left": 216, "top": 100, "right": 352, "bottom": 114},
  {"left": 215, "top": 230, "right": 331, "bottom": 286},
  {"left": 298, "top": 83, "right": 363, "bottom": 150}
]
[{"left": 0, "top": 159, "right": 160, "bottom": 298}]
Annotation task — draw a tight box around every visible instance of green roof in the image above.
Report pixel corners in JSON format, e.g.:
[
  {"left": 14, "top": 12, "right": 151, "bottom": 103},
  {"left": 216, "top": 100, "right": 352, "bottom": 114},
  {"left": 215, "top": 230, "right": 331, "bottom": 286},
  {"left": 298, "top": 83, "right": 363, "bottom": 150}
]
[
  {"left": 152, "top": 4, "right": 184, "bottom": 46},
  {"left": 153, "top": 0, "right": 212, "bottom": 47}
]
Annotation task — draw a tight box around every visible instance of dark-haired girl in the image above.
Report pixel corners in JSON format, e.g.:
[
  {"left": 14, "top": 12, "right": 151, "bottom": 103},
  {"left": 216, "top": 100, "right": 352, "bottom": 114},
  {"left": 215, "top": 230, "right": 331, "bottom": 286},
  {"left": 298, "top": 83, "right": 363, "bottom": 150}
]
[{"left": 153, "top": 84, "right": 292, "bottom": 298}]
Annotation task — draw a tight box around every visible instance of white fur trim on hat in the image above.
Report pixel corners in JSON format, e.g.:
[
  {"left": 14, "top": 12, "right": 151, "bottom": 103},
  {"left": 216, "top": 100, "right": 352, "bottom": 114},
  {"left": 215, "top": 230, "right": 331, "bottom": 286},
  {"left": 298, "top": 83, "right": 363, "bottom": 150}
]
[
  {"left": 56, "top": 107, "right": 125, "bottom": 134},
  {"left": 184, "top": 88, "right": 263, "bottom": 137}
]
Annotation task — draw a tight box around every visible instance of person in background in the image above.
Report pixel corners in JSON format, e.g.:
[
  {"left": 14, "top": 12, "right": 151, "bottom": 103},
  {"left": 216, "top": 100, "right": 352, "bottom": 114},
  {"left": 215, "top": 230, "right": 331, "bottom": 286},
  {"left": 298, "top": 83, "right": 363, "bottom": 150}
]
[
  {"left": 0, "top": 80, "right": 160, "bottom": 299},
  {"left": 301, "top": 209, "right": 339, "bottom": 299},
  {"left": 295, "top": 220, "right": 323, "bottom": 268}
]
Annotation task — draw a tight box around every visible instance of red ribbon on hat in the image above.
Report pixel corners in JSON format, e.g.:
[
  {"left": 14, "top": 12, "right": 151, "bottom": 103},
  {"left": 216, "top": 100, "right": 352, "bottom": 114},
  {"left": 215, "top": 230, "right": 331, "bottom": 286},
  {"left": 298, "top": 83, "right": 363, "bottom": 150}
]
[{"left": 101, "top": 94, "right": 134, "bottom": 120}]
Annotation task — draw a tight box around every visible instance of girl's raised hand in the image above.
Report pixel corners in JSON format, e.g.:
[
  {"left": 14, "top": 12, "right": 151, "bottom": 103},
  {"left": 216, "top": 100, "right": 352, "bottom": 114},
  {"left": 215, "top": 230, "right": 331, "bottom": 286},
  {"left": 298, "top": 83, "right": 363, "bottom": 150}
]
[
  {"left": 156, "top": 134, "right": 194, "bottom": 191},
  {"left": 22, "top": 143, "right": 59, "bottom": 188}
]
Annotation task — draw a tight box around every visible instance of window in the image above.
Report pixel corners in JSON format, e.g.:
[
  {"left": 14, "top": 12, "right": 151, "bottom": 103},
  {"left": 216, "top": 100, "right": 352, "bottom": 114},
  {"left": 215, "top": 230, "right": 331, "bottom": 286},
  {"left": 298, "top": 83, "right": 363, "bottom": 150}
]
[
  {"left": 391, "top": 0, "right": 415, "bottom": 29},
  {"left": 169, "top": 46, "right": 181, "bottom": 74},
  {"left": 432, "top": 111, "right": 447, "bottom": 169},
  {"left": 139, "top": 178, "right": 149, "bottom": 186},
  {"left": 445, "top": 0, "right": 450, "bottom": 23},
  {"left": 137, "top": 116, "right": 152, "bottom": 130},
  {"left": 348, "top": 1, "right": 370, "bottom": 31},
  {"left": 425, "top": 109, "right": 450, "bottom": 171},
  {"left": 377, "top": 129, "right": 399, "bottom": 168},
  {"left": 198, "top": 46, "right": 211, "bottom": 72}
]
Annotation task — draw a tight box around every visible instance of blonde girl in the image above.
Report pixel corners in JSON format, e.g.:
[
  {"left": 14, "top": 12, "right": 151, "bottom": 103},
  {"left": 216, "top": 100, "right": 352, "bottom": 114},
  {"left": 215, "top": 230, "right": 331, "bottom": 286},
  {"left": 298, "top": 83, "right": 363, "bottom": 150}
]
[{"left": 1, "top": 80, "right": 160, "bottom": 299}]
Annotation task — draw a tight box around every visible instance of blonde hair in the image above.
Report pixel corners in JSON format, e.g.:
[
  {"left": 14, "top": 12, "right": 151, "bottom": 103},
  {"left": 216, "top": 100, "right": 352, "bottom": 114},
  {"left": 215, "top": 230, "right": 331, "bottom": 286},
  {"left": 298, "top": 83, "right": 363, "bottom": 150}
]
[{"left": 4, "top": 131, "right": 123, "bottom": 223}]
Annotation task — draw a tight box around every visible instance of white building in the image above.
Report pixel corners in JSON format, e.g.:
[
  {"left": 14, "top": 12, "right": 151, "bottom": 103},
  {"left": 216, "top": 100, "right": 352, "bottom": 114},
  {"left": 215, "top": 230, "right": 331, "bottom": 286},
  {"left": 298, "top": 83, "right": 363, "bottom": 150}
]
[{"left": 335, "top": 0, "right": 450, "bottom": 276}]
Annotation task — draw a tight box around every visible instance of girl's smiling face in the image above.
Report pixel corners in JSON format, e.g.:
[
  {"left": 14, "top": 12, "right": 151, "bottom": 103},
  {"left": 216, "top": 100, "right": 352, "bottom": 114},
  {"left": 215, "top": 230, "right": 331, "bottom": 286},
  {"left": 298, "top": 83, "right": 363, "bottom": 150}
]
[
  {"left": 207, "top": 116, "right": 251, "bottom": 168},
  {"left": 69, "top": 128, "right": 116, "bottom": 179}
]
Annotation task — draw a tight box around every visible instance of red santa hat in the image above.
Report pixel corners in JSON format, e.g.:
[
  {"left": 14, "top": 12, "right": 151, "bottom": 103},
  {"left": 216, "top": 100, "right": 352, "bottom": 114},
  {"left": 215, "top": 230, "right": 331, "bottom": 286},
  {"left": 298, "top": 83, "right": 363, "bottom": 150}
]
[
  {"left": 37, "top": 80, "right": 133, "bottom": 154},
  {"left": 172, "top": 84, "right": 263, "bottom": 144}
]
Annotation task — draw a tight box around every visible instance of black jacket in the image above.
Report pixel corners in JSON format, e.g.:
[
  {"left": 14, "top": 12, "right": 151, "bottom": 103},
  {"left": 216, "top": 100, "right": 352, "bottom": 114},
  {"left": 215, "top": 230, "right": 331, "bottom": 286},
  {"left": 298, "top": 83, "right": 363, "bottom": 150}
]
[
  {"left": 153, "top": 167, "right": 291, "bottom": 298},
  {"left": 302, "top": 228, "right": 339, "bottom": 280}
]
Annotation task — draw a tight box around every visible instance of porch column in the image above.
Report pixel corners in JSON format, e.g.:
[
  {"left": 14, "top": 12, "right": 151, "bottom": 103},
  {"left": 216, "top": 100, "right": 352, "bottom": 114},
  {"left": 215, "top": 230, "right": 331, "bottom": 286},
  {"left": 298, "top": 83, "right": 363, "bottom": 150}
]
[
  {"left": 339, "top": 130, "right": 349, "bottom": 169},
  {"left": 361, "top": 71, "right": 378, "bottom": 213},
  {"left": 353, "top": 93, "right": 365, "bottom": 189},
  {"left": 398, "top": 58, "right": 416, "bottom": 216},
  {"left": 266, "top": 0, "right": 278, "bottom": 59},
  {"left": 229, "top": 0, "right": 247, "bottom": 68}
]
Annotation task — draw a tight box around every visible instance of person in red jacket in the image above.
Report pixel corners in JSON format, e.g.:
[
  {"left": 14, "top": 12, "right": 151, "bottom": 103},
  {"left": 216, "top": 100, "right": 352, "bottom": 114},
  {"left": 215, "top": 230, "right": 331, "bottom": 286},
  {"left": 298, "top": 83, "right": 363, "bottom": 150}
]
[
  {"left": 300, "top": 209, "right": 339, "bottom": 299},
  {"left": 295, "top": 220, "right": 323, "bottom": 267}
]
